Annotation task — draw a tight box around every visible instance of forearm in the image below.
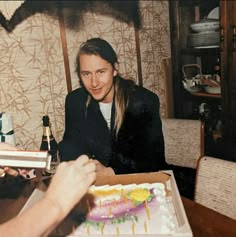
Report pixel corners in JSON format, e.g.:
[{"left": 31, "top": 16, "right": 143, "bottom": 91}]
[{"left": 0, "top": 197, "right": 64, "bottom": 237}]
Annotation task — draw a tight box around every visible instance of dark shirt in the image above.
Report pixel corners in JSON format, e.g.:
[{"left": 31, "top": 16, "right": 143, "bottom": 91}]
[{"left": 59, "top": 85, "right": 167, "bottom": 174}]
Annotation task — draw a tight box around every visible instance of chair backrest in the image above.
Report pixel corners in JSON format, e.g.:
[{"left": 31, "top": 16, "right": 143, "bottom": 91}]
[
  {"left": 195, "top": 156, "right": 236, "bottom": 220},
  {"left": 162, "top": 118, "right": 204, "bottom": 168}
]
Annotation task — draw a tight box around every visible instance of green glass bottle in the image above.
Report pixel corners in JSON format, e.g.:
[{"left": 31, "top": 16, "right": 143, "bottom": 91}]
[{"left": 40, "top": 115, "right": 59, "bottom": 174}]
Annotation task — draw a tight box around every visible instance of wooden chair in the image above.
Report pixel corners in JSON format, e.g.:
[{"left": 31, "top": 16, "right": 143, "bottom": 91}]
[
  {"left": 162, "top": 118, "right": 204, "bottom": 169},
  {"left": 195, "top": 156, "right": 236, "bottom": 220}
]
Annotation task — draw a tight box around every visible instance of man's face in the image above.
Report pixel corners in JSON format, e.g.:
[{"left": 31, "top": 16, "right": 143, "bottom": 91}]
[{"left": 79, "top": 54, "right": 117, "bottom": 103}]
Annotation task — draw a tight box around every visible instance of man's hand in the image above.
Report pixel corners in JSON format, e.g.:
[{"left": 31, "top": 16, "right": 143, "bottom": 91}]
[{"left": 91, "top": 159, "right": 115, "bottom": 176}]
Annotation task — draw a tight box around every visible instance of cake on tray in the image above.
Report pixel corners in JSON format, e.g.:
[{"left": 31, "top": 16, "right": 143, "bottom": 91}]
[{"left": 69, "top": 182, "right": 177, "bottom": 236}]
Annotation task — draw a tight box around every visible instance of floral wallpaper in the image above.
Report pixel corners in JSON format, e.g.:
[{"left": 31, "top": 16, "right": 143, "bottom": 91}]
[
  {"left": 0, "top": 1, "right": 171, "bottom": 150},
  {"left": 0, "top": 13, "right": 67, "bottom": 150}
]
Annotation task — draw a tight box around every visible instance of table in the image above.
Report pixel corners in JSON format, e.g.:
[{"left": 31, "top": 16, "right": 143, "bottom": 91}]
[
  {"left": 0, "top": 180, "right": 236, "bottom": 237},
  {"left": 182, "top": 196, "right": 236, "bottom": 237}
]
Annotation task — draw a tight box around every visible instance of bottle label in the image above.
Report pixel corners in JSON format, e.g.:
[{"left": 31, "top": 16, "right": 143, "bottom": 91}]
[{"left": 42, "top": 137, "right": 55, "bottom": 142}]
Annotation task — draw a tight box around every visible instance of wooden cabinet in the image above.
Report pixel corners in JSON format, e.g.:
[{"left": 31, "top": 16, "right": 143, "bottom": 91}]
[
  {"left": 220, "top": 0, "right": 236, "bottom": 141},
  {"left": 169, "top": 0, "right": 236, "bottom": 159},
  {"left": 169, "top": 1, "right": 220, "bottom": 113}
]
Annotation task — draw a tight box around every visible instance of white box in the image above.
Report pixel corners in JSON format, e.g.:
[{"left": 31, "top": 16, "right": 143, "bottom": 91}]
[
  {"left": 0, "top": 150, "right": 51, "bottom": 169},
  {"left": 20, "top": 171, "right": 193, "bottom": 237}
]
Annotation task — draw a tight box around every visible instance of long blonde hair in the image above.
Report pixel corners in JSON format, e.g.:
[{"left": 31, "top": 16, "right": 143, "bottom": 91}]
[{"left": 113, "top": 76, "right": 135, "bottom": 136}]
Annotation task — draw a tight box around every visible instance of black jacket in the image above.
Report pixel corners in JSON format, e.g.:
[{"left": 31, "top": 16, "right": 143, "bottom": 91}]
[{"left": 59, "top": 85, "right": 167, "bottom": 174}]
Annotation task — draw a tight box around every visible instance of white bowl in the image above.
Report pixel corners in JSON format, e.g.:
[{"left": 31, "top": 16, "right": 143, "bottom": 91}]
[
  {"left": 190, "top": 19, "right": 219, "bottom": 33},
  {"left": 208, "top": 7, "right": 219, "bottom": 19}
]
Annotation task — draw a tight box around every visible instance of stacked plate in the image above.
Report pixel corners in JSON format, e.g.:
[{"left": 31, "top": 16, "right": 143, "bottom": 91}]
[
  {"left": 187, "top": 31, "right": 220, "bottom": 48},
  {"left": 187, "top": 8, "right": 220, "bottom": 48}
]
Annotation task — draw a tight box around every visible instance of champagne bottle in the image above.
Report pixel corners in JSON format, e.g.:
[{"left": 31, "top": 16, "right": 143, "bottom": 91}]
[{"left": 40, "top": 115, "right": 59, "bottom": 174}]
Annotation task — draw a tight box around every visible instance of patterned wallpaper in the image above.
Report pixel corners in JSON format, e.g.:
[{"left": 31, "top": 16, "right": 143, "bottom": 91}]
[{"left": 0, "top": 1, "right": 171, "bottom": 150}]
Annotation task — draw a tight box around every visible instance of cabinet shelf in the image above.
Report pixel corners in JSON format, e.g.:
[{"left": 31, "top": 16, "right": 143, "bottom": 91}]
[
  {"left": 181, "top": 48, "right": 220, "bottom": 55},
  {"left": 190, "top": 91, "right": 221, "bottom": 99}
]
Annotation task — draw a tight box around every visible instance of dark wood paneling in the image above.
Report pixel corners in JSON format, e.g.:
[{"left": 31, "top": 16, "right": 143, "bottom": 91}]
[{"left": 58, "top": 7, "right": 72, "bottom": 93}]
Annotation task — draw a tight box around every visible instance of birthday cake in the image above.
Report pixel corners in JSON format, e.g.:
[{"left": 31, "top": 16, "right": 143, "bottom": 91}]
[{"left": 70, "top": 182, "right": 176, "bottom": 236}]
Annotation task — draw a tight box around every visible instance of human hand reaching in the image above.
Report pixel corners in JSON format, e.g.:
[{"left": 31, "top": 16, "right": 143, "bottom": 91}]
[
  {"left": 45, "top": 155, "right": 96, "bottom": 217},
  {"left": 0, "top": 155, "right": 96, "bottom": 237}
]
